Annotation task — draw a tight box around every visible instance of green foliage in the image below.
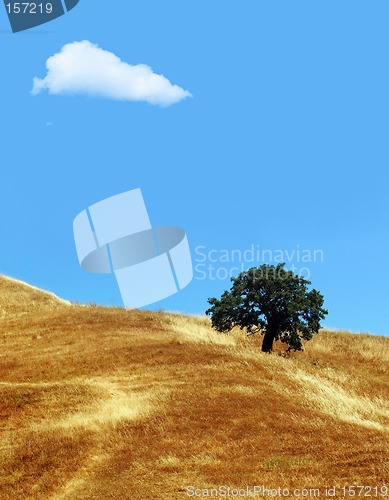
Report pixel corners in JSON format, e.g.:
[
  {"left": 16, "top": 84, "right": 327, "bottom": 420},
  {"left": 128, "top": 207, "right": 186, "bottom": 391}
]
[{"left": 206, "top": 263, "right": 328, "bottom": 353}]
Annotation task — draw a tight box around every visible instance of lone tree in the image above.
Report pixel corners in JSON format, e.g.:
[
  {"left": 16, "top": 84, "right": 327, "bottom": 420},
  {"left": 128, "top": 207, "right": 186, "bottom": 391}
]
[{"left": 206, "top": 263, "right": 328, "bottom": 353}]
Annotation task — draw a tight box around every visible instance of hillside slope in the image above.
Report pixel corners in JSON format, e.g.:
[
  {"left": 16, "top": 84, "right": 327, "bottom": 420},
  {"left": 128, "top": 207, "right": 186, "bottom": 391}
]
[
  {"left": 0, "top": 275, "right": 70, "bottom": 319},
  {"left": 0, "top": 276, "right": 388, "bottom": 499}
]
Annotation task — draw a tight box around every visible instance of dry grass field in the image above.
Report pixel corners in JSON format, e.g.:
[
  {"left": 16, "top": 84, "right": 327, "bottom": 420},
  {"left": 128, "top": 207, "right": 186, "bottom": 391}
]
[{"left": 0, "top": 275, "right": 388, "bottom": 499}]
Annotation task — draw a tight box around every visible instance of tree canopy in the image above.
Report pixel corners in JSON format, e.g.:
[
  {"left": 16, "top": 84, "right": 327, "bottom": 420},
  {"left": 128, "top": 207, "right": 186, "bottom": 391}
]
[{"left": 206, "top": 263, "right": 328, "bottom": 353}]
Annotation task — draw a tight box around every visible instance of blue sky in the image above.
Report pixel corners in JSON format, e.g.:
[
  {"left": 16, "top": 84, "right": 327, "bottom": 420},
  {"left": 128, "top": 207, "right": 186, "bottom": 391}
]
[{"left": 1, "top": 1, "right": 388, "bottom": 335}]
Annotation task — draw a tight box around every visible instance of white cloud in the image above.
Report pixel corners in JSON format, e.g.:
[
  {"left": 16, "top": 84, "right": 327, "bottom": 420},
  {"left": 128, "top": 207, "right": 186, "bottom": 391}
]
[{"left": 32, "top": 40, "right": 192, "bottom": 107}]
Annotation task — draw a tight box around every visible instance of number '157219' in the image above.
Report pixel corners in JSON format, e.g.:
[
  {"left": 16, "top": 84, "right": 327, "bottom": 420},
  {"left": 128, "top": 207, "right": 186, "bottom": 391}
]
[{"left": 5, "top": 3, "right": 53, "bottom": 14}]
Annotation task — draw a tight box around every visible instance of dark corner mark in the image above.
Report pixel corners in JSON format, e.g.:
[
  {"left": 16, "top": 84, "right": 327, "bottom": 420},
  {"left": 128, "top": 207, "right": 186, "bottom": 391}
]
[{"left": 3, "top": 0, "right": 80, "bottom": 33}]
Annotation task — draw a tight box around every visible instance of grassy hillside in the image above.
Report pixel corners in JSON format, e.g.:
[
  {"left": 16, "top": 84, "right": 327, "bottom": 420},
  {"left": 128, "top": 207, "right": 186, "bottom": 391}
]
[{"left": 0, "top": 276, "right": 388, "bottom": 499}]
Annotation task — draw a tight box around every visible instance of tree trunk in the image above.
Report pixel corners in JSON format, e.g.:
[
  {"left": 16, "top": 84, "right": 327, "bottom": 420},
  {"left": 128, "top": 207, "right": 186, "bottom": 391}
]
[{"left": 261, "top": 328, "right": 275, "bottom": 353}]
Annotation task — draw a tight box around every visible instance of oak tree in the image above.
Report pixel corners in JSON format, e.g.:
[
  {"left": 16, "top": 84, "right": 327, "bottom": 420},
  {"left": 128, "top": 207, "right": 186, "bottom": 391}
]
[{"left": 206, "top": 263, "right": 328, "bottom": 353}]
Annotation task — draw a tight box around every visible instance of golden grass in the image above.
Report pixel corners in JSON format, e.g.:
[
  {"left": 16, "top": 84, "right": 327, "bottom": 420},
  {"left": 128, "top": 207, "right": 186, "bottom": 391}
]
[
  {"left": 0, "top": 276, "right": 388, "bottom": 498},
  {"left": 286, "top": 368, "right": 389, "bottom": 431},
  {"left": 0, "top": 275, "right": 70, "bottom": 319},
  {"left": 165, "top": 313, "right": 237, "bottom": 346},
  {"left": 28, "top": 379, "right": 161, "bottom": 432}
]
